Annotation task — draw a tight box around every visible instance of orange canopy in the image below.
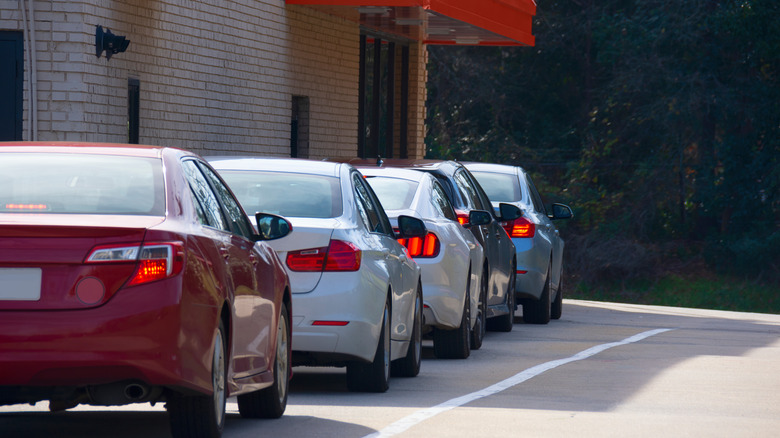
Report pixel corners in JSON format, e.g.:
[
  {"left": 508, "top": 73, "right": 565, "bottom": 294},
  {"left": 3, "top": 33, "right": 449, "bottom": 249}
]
[{"left": 286, "top": 0, "right": 536, "bottom": 46}]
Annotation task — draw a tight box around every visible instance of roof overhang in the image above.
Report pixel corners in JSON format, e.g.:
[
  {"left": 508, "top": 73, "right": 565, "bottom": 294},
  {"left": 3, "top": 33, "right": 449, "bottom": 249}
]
[{"left": 285, "top": 0, "right": 536, "bottom": 46}]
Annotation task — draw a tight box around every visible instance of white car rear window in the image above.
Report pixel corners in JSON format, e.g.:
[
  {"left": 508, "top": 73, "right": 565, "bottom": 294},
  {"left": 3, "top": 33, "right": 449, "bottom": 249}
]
[
  {"left": 470, "top": 171, "right": 522, "bottom": 203},
  {"left": 364, "top": 177, "right": 419, "bottom": 210},
  {"left": 220, "top": 171, "right": 343, "bottom": 218}
]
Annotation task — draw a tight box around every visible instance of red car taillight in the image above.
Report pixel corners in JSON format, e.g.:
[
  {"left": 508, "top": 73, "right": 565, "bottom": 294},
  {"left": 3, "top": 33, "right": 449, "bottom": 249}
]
[
  {"left": 502, "top": 217, "right": 536, "bottom": 238},
  {"left": 286, "top": 240, "right": 361, "bottom": 272},
  {"left": 455, "top": 209, "right": 470, "bottom": 226},
  {"left": 397, "top": 232, "right": 440, "bottom": 258},
  {"left": 86, "top": 242, "right": 185, "bottom": 286}
]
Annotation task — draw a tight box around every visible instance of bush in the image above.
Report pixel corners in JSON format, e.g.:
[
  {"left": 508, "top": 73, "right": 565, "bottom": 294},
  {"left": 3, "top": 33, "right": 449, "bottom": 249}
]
[
  {"left": 565, "top": 233, "right": 659, "bottom": 285},
  {"left": 705, "top": 231, "right": 780, "bottom": 284}
]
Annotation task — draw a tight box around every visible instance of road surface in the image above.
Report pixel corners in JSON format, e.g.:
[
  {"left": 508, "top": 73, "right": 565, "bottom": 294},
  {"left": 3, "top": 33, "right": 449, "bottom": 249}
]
[{"left": 3, "top": 300, "right": 779, "bottom": 437}]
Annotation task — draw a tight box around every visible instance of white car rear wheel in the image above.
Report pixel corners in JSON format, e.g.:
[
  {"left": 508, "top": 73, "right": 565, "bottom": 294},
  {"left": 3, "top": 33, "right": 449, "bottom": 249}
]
[
  {"left": 433, "top": 288, "right": 471, "bottom": 359},
  {"left": 392, "top": 286, "right": 422, "bottom": 377},
  {"left": 347, "top": 303, "right": 391, "bottom": 392}
]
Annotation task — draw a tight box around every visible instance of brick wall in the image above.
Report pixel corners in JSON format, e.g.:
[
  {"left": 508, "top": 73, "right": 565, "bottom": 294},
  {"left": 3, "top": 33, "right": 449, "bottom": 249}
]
[
  {"left": 407, "top": 41, "right": 427, "bottom": 159},
  {"left": 1, "top": 0, "right": 363, "bottom": 157}
]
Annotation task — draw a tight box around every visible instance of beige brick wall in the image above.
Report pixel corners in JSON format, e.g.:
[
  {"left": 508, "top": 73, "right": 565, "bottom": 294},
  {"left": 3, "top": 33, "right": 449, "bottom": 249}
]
[
  {"left": 1, "top": 1, "right": 362, "bottom": 157},
  {"left": 387, "top": 41, "right": 427, "bottom": 159},
  {"left": 1, "top": 1, "right": 427, "bottom": 158},
  {"left": 407, "top": 41, "right": 427, "bottom": 159}
]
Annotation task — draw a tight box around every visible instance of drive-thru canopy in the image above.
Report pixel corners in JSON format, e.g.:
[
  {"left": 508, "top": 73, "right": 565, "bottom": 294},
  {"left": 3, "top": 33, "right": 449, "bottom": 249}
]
[{"left": 286, "top": 0, "right": 536, "bottom": 46}]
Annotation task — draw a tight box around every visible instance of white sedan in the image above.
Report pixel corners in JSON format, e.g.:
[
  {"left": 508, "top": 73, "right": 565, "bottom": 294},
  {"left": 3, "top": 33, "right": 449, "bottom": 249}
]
[
  {"left": 209, "top": 157, "right": 424, "bottom": 392},
  {"left": 359, "top": 167, "right": 487, "bottom": 359}
]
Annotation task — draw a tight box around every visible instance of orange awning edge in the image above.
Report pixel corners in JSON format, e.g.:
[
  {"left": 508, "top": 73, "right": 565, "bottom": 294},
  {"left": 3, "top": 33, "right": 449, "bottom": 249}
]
[
  {"left": 286, "top": 0, "right": 536, "bottom": 46},
  {"left": 425, "top": 0, "right": 535, "bottom": 46}
]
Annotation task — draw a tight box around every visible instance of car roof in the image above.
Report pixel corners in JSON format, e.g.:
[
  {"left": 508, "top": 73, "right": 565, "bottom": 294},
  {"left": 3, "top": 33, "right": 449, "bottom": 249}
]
[
  {"left": 356, "top": 166, "right": 430, "bottom": 183},
  {"left": 0, "top": 141, "right": 170, "bottom": 158},
  {"left": 332, "top": 157, "right": 463, "bottom": 174},
  {"left": 462, "top": 162, "right": 524, "bottom": 175},
  {"left": 208, "top": 156, "right": 346, "bottom": 178}
]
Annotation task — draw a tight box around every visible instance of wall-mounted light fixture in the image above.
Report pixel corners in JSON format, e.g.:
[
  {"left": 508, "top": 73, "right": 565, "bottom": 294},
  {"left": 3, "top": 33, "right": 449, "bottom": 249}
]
[{"left": 95, "top": 25, "right": 130, "bottom": 60}]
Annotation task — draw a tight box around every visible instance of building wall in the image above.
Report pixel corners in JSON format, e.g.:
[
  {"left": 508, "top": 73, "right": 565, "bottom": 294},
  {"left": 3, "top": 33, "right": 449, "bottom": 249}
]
[
  {"left": 0, "top": 1, "right": 427, "bottom": 158},
  {"left": 407, "top": 41, "right": 427, "bottom": 159}
]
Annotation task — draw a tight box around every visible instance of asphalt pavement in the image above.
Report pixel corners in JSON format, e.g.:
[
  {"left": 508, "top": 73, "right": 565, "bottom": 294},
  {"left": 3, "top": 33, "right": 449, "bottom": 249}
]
[{"left": 2, "top": 300, "right": 779, "bottom": 438}]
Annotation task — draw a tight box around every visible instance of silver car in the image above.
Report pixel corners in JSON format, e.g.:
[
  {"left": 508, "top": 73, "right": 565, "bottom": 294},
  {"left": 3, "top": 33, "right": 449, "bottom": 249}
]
[
  {"left": 338, "top": 159, "right": 521, "bottom": 333},
  {"left": 209, "top": 157, "right": 424, "bottom": 392},
  {"left": 465, "top": 163, "right": 573, "bottom": 324},
  {"left": 359, "top": 167, "right": 487, "bottom": 359}
]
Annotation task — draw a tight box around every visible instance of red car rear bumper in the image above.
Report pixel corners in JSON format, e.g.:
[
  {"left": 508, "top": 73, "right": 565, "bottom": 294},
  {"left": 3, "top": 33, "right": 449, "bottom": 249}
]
[{"left": 0, "top": 277, "right": 217, "bottom": 396}]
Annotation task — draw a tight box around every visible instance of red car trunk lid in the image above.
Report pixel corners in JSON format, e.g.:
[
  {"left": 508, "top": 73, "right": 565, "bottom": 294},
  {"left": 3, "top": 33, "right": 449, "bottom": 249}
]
[{"left": 0, "top": 218, "right": 159, "bottom": 310}]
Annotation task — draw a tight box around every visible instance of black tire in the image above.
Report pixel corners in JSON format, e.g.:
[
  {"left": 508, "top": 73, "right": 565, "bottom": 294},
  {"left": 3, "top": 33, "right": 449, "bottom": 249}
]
[
  {"left": 489, "top": 264, "right": 515, "bottom": 332},
  {"left": 392, "top": 285, "right": 422, "bottom": 377},
  {"left": 238, "top": 302, "right": 290, "bottom": 419},
  {"left": 551, "top": 272, "right": 563, "bottom": 320},
  {"left": 168, "top": 320, "right": 227, "bottom": 438},
  {"left": 433, "top": 287, "right": 470, "bottom": 359},
  {"left": 524, "top": 265, "right": 551, "bottom": 324},
  {"left": 470, "top": 269, "right": 486, "bottom": 350},
  {"left": 346, "top": 303, "right": 391, "bottom": 392}
]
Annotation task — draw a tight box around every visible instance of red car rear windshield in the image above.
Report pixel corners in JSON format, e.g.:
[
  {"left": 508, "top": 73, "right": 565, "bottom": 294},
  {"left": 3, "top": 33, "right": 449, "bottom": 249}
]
[{"left": 0, "top": 153, "right": 165, "bottom": 215}]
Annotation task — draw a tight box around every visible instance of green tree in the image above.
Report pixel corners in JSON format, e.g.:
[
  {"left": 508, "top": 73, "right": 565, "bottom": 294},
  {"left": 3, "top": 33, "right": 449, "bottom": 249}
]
[{"left": 426, "top": 0, "right": 779, "bottom": 282}]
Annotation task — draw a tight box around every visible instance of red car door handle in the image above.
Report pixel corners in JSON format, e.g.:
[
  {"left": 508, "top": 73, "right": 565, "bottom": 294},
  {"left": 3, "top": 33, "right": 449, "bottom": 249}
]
[
  {"left": 249, "top": 253, "right": 259, "bottom": 265},
  {"left": 219, "top": 247, "right": 230, "bottom": 260}
]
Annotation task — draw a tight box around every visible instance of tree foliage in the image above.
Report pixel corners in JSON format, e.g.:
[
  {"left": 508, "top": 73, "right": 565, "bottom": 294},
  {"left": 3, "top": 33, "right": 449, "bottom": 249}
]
[{"left": 426, "top": 0, "right": 779, "bottom": 283}]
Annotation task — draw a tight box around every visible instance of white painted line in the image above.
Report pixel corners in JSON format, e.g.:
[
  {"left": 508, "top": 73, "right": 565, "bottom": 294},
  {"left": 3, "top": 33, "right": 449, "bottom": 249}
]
[{"left": 364, "top": 328, "right": 674, "bottom": 438}]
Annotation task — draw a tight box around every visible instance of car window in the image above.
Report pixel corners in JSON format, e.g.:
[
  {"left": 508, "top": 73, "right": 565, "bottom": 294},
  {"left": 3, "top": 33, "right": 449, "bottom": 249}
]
[
  {"left": 0, "top": 152, "right": 164, "bottom": 215},
  {"left": 470, "top": 171, "right": 522, "bottom": 203},
  {"left": 364, "top": 177, "right": 418, "bottom": 210},
  {"left": 464, "top": 170, "right": 499, "bottom": 218},
  {"left": 182, "top": 160, "right": 229, "bottom": 231},
  {"left": 525, "top": 174, "right": 547, "bottom": 215},
  {"left": 219, "top": 170, "right": 342, "bottom": 218},
  {"left": 362, "top": 179, "right": 395, "bottom": 236},
  {"left": 453, "top": 169, "right": 483, "bottom": 210},
  {"left": 197, "top": 162, "right": 255, "bottom": 239},
  {"left": 431, "top": 181, "right": 458, "bottom": 222},
  {"left": 190, "top": 186, "right": 211, "bottom": 226},
  {"left": 352, "top": 173, "right": 392, "bottom": 235},
  {"left": 421, "top": 170, "right": 466, "bottom": 209}
]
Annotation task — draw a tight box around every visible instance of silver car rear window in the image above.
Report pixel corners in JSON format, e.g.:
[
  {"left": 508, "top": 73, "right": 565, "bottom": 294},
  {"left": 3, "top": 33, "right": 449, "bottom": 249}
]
[
  {"left": 364, "top": 177, "right": 419, "bottom": 210},
  {"left": 0, "top": 153, "right": 164, "bottom": 215},
  {"left": 469, "top": 171, "right": 522, "bottom": 203},
  {"left": 219, "top": 171, "right": 343, "bottom": 218}
]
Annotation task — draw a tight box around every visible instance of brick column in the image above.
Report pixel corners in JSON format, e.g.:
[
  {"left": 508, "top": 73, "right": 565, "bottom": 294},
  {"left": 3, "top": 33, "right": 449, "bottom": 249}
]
[{"left": 406, "top": 41, "right": 428, "bottom": 159}]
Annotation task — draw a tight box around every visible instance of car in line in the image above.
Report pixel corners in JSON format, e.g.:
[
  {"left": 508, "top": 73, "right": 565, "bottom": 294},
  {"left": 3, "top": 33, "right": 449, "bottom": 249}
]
[
  {"left": 208, "top": 157, "right": 425, "bottom": 392},
  {"left": 359, "top": 166, "right": 487, "bottom": 359},
  {"left": 0, "top": 142, "right": 293, "bottom": 438},
  {"left": 464, "top": 162, "right": 573, "bottom": 324},
  {"left": 344, "top": 159, "right": 521, "bottom": 333}
]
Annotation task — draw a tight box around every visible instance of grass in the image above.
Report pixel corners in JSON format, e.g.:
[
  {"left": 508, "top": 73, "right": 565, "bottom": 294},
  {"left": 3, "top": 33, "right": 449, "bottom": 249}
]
[{"left": 569, "top": 274, "right": 780, "bottom": 314}]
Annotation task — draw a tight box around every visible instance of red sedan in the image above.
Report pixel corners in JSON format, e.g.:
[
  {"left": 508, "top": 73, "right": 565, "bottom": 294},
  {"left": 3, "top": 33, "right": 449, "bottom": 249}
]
[{"left": 0, "top": 142, "right": 293, "bottom": 438}]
